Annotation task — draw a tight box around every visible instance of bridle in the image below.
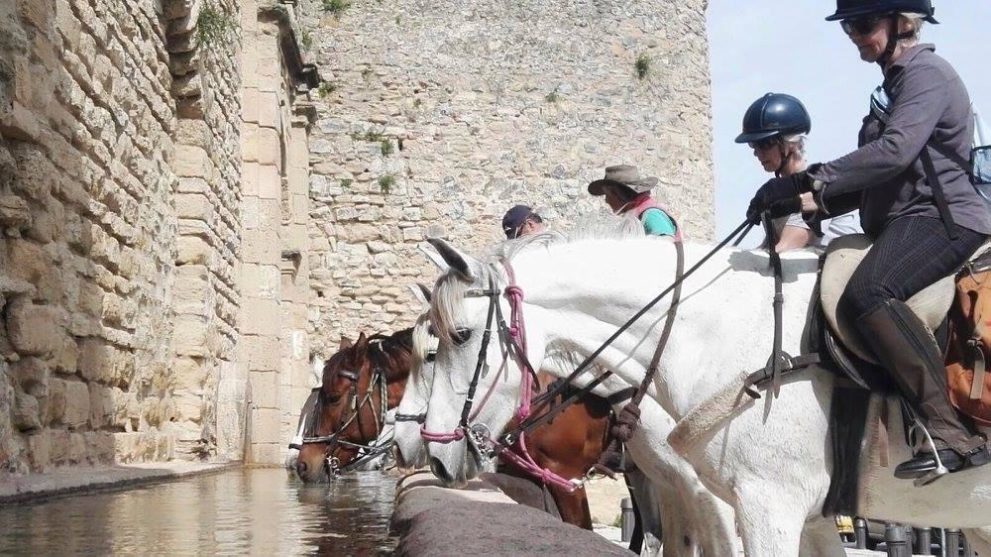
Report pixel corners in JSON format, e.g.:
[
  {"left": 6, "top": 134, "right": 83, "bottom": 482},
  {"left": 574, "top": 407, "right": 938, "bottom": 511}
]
[
  {"left": 292, "top": 353, "right": 391, "bottom": 477},
  {"left": 418, "top": 268, "right": 594, "bottom": 492}
]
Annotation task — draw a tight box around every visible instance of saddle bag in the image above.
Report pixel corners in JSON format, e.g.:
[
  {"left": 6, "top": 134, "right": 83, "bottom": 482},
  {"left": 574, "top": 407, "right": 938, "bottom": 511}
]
[{"left": 947, "top": 252, "right": 991, "bottom": 426}]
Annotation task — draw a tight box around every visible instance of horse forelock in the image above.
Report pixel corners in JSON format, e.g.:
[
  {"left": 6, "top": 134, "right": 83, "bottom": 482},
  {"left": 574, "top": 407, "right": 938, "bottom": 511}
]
[
  {"left": 429, "top": 262, "right": 498, "bottom": 345},
  {"left": 411, "top": 313, "right": 435, "bottom": 365}
]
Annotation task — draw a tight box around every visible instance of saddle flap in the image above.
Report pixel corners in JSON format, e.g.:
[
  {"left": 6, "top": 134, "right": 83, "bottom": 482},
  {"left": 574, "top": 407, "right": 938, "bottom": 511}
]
[{"left": 820, "top": 234, "right": 955, "bottom": 364}]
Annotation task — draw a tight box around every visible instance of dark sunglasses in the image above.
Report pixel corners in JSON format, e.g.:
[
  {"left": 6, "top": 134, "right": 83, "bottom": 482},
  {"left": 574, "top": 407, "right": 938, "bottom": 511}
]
[
  {"left": 840, "top": 14, "right": 889, "bottom": 36},
  {"left": 747, "top": 137, "right": 779, "bottom": 150}
]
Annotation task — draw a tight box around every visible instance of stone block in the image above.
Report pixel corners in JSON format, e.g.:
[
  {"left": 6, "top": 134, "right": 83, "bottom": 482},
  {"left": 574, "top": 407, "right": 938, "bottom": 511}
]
[
  {"left": 256, "top": 163, "right": 281, "bottom": 200},
  {"left": 240, "top": 297, "right": 280, "bottom": 337},
  {"left": 10, "top": 357, "right": 49, "bottom": 397},
  {"left": 89, "top": 382, "right": 114, "bottom": 429},
  {"left": 241, "top": 263, "right": 280, "bottom": 299},
  {"left": 247, "top": 442, "right": 282, "bottom": 465},
  {"left": 248, "top": 371, "right": 279, "bottom": 409},
  {"left": 9, "top": 142, "right": 55, "bottom": 200},
  {"left": 176, "top": 192, "right": 213, "bottom": 221},
  {"left": 174, "top": 144, "right": 213, "bottom": 179},
  {"left": 4, "top": 238, "right": 60, "bottom": 302},
  {"left": 27, "top": 431, "right": 51, "bottom": 470},
  {"left": 244, "top": 127, "right": 281, "bottom": 167},
  {"left": 173, "top": 314, "right": 214, "bottom": 358},
  {"left": 77, "top": 337, "right": 108, "bottom": 382},
  {"left": 63, "top": 379, "right": 91, "bottom": 429},
  {"left": 5, "top": 297, "right": 60, "bottom": 356},
  {"left": 52, "top": 333, "right": 79, "bottom": 375},
  {"left": 46, "top": 377, "right": 66, "bottom": 424},
  {"left": 0, "top": 194, "right": 31, "bottom": 232},
  {"left": 177, "top": 235, "right": 212, "bottom": 265},
  {"left": 14, "top": 391, "right": 41, "bottom": 431}
]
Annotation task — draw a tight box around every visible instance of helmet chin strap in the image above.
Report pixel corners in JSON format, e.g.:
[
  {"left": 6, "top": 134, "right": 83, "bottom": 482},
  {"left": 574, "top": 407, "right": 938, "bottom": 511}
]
[{"left": 774, "top": 141, "right": 793, "bottom": 178}]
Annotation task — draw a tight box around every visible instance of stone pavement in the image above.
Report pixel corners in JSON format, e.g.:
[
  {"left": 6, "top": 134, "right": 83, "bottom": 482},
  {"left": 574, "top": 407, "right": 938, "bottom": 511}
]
[{"left": 0, "top": 461, "right": 237, "bottom": 504}]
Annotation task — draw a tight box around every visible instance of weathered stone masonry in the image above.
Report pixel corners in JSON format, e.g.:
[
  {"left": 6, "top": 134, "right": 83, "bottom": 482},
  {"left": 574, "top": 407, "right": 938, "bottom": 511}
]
[
  {"left": 0, "top": 0, "right": 319, "bottom": 473},
  {"left": 305, "top": 0, "right": 714, "bottom": 355},
  {"left": 0, "top": 0, "right": 713, "bottom": 475}
]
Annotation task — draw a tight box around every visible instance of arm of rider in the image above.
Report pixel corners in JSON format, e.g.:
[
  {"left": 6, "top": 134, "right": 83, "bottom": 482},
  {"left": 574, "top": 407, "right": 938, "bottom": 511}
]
[
  {"left": 775, "top": 225, "right": 814, "bottom": 252},
  {"left": 808, "top": 63, "right": 948, "bottom": 200}
]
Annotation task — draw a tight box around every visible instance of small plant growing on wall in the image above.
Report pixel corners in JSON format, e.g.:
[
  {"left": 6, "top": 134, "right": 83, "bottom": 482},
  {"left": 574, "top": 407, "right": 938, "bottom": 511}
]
[
  {"left": 340, "top": 178, "right": 353, "bottom": 190},
  {"left": 380, "top": 140, "right": 394, "bottom": 156},
  {"left": 378, "top": 174, "right": 395, "bottom": 193},
  {"left": 545, "top": 90, "right": 560, "bottom": 103},
  {"left": 635, "top": 53, "right": 651, "bottom": 80},
  {"left": 361, "top": 67, "right": 373, "bottom": 80},
  {"left": 317, "top": 82, "right": 337, "bottom": 98},
  {"left": 322, "top": 0, "right": 350, "bottom": 16},
  {"left": 300, "top": 30, "right": 313, "bottom": 50},
  {"left": 197, "top": 3, "right": 236, "bottom": 46}
]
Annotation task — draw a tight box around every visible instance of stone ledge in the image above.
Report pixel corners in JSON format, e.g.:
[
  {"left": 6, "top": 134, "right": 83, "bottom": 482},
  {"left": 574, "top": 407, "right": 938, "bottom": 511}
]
[
  {"left": 0, "top": 461, "right": 240, "bottom": 505},
  {"left": 392, "top": 471, "right": 630, "bottom": 557}
]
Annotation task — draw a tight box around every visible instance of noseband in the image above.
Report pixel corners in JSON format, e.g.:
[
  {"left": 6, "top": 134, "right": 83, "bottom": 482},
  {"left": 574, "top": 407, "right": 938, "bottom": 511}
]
[{"left": 291, "top": 358, "right": 391, "bottom": 476}]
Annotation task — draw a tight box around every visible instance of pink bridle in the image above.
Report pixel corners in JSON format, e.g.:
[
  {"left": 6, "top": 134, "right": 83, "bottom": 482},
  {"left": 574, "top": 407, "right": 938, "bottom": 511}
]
[{"left": 420, "top": 260, "right": 585, "bottom": 492}]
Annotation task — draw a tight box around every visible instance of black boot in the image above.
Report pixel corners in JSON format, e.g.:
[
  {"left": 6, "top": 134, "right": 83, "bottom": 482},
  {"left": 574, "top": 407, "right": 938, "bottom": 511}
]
[{"left": 857, "top": 300, "right": 990, "bottom": 480}]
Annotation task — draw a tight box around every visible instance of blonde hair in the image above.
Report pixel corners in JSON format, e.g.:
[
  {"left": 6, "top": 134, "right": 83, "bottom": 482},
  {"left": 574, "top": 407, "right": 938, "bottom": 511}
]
[{"left": 897, "top": 13, "right": 925, "bottom": 44}]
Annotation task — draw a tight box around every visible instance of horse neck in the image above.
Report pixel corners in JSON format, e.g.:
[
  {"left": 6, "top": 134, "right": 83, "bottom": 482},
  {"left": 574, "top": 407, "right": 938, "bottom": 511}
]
[
  {"left": 510, "top": 239, "right": 746, "bottom": 418},
  {"left": 370, "top": 328, "right": 414, "bottom": 408}
]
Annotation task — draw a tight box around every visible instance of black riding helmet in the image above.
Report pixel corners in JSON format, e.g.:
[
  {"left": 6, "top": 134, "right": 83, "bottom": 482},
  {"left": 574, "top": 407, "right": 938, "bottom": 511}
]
[
  {"left": 825, "top": 0, "right": 938, "bottom": 24},
  {"left": 734, "top": 93, "right": 811, "bottom": 144}
]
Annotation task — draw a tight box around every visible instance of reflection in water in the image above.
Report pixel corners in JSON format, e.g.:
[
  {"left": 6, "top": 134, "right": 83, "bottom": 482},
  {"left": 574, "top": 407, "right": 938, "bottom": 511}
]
[{"left": 0, "top": 468, "right": 396, "bottom": 556}]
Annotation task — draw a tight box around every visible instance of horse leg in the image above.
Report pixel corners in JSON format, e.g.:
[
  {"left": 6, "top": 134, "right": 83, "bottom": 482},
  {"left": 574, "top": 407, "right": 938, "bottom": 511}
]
[
  {"left": 798, "top": 516, "right": 845, "bottom": 557},
  {"left": 734, "top": 482, "right": 805, "bottom": 557}
]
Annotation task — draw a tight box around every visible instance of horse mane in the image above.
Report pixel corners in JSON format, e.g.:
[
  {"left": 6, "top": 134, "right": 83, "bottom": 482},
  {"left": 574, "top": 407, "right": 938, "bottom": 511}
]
[
  {"left": 430, "top": 214, "right": 648, "bottom": 344},
  {"left": 411, "top": 312, "right": 436, "bottom": 365}
]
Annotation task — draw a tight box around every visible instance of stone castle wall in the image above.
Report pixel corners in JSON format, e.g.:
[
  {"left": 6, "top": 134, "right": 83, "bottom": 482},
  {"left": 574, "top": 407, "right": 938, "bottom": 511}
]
[
  {"left": 305, "top": 0, "right": 714, "bottom": 354},
  {"left": 0, "top": 0, "right": 318, "bottom": 473},
  {"left": 0, "top": 0, "right": 712, "bottom": 475}
]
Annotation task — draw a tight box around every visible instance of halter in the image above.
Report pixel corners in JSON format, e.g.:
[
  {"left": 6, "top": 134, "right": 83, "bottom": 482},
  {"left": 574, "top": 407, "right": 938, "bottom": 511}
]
[{"left": 292, "top": 360, "right": 391, "bottom": 477}]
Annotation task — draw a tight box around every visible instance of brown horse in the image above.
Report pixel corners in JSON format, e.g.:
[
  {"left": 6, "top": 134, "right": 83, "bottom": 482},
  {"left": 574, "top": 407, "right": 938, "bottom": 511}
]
[
  {"left": 293, "top": 326, "right": 612, "bottom": 530},
  {"left": 294, "top": 330, "right": 413, "bottom": 483}
]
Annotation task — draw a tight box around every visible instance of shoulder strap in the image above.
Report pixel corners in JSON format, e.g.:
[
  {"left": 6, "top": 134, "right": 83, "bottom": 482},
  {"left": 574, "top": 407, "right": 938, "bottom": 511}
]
[{"left": 920, "top": 144, "right": 959, "bottom": 239}]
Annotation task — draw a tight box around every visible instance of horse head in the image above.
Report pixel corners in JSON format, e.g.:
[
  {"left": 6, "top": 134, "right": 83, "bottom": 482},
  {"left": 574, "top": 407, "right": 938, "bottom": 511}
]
[
  {"left": 394, "top": 309, "right": 436, "bottom": 470},
  {"left": 295, "top": 332, "right": 382, "bottom": 482},
  {"left": 419, "top": 238, "right": 549, "bottom": 486}
]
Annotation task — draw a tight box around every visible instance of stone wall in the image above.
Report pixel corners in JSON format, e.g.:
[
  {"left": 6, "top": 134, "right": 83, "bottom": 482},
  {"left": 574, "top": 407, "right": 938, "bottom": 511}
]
[
  {"left": 305, "top": 0, "right": 714, "bottom": 353},
  {"left": 0, "top": 0, "right": 318, "bottom": 474}
]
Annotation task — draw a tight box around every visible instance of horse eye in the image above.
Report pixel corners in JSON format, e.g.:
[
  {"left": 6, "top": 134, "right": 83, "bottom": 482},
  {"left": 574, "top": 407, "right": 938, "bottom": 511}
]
[
  {"left": 425, "top": 350, "right": 437, "bottom": 363},
  {"left": 454, "top": 328, "right": 472, "bottom": 346}
]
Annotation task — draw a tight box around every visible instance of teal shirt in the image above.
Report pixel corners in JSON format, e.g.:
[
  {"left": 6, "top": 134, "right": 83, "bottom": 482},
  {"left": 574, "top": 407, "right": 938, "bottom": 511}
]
[{"left": 641, "top": 208, "right": 677, "bottom": 237}]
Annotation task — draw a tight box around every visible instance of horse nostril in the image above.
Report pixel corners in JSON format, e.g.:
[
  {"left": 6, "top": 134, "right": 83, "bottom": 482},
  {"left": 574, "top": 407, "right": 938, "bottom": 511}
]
[
  {"left": 430, "top": 457, "right": 452, "bottom": 483},
  {"left": 296, "top": 460, "right": 308, "bottom": 475}
]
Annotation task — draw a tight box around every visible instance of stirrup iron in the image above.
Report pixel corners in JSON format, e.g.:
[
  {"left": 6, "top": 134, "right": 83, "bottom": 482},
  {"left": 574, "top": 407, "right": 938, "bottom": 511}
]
[{"left": 909, "top": 421, "right": 949, "bottom": 487}]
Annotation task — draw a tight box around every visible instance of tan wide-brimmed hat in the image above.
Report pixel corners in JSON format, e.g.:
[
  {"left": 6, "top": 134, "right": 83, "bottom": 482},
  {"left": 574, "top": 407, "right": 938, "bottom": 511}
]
[{"left": 587, "top": 165, "right": 659, "bottom": 196}]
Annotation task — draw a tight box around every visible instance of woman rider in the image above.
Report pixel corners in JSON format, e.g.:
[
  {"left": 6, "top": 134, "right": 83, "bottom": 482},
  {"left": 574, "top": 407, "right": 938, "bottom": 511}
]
[
  {"left": 747, "top": 0, "right": 990, "bottom": 480},
  {"left": 736, "top": 93, "right": 862, "bottom": 250},
  {"left": 588, "top": 165, "right": 679, "bottom": 238}
]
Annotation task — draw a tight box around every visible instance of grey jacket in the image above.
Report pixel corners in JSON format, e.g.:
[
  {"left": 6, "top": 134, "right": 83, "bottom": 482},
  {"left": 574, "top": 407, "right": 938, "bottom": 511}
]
[{"left": 812, "top": 44, "right": 991, "bottom": 238}]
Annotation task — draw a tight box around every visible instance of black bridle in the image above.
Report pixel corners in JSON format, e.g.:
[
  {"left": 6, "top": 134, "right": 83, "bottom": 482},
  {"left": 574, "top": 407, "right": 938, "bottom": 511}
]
[{"left": 292, "top": 360, "right": 391, "bottom": 476}]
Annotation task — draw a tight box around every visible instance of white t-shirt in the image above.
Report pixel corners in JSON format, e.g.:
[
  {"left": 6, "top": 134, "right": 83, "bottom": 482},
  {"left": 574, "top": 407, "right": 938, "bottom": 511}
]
[{"left": 775, "top": 210, "right": 863, "bottom": 248}]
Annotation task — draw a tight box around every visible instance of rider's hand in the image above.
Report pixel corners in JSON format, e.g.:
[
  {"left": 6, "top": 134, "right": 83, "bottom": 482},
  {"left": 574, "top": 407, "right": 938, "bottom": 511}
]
[{"left": 745, "top": 171, "right": 813, "bottom": 224}]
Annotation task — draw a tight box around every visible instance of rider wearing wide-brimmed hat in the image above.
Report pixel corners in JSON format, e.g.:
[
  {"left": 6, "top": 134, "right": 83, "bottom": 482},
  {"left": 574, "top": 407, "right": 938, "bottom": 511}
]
[
  {"left": 746, "top": 0, "right": 991, "bottom": 480},
  {"left": 588, "top": 165, "right": 678, "bottom": 238},
  {"left": 736, "top": 93, "right": 862, "bottom": 251}
]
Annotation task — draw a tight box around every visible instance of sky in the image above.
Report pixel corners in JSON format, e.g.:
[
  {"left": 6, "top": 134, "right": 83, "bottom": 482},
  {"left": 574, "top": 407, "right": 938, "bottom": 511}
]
[{"left": 707, "top": 1, "right": 991, "bottom": 242}]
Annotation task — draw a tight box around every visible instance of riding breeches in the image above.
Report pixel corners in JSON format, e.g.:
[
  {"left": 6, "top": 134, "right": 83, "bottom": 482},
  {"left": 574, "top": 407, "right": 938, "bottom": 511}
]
[{"left": 840, "top": 216, "right": 987, "bottom": 319}]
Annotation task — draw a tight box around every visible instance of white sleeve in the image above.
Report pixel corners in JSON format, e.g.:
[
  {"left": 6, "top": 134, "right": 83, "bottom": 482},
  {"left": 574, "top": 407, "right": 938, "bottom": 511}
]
[{"left": 783, "top": 212, "right": 811, "bottom": 231}]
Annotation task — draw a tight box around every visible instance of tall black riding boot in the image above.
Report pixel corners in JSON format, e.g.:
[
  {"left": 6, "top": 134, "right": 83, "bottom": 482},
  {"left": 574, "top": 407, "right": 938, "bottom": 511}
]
[{"left": 856, "top": 300, "right": 989, "bottom": 479}]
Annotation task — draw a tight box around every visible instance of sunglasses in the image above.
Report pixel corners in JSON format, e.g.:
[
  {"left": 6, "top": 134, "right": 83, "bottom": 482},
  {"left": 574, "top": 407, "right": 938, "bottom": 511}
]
[
  {"left": 840, "top": 14, "right": 889, "bottom": 36},
  {"left": 747, "top": 137, "right": 779, "bottom": 150}
]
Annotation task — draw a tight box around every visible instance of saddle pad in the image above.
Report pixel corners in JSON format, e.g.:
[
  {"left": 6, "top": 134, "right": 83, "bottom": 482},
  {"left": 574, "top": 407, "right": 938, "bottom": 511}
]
[{"left": 821, "top": 234, "right": 954, "bottom": 364}]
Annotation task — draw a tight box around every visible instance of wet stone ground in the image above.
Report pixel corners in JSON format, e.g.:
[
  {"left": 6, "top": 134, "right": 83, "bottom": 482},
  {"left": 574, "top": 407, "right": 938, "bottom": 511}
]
[{"left": 0, "top": 468, "right": 397, "bottom": 556}]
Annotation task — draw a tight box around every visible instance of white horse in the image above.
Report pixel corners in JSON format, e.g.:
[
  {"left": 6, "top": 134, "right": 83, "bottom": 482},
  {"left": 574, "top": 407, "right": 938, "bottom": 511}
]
[
  {"left": 420, "top": 233, "right": 991, "bottom": 556},
  {"left": 416, "top": 235, "right": 739, "bottom": 556}
]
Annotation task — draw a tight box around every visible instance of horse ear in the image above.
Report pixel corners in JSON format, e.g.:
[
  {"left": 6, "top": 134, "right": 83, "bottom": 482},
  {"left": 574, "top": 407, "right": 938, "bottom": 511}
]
[
  {"left": 355, "top": 331, "right": 368, "bottom": 348},
  {"left": 426, "top": 238, "right": 476, "bottom": 282},
  {"left": 408, "top": 283, "right": 432, "bottom": 308},
  {"left": 339, "top": 336, "right": 352, "bottom": 350},
  {"left": 418, "top": 243, "right": 449, "bottom": 272}
]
